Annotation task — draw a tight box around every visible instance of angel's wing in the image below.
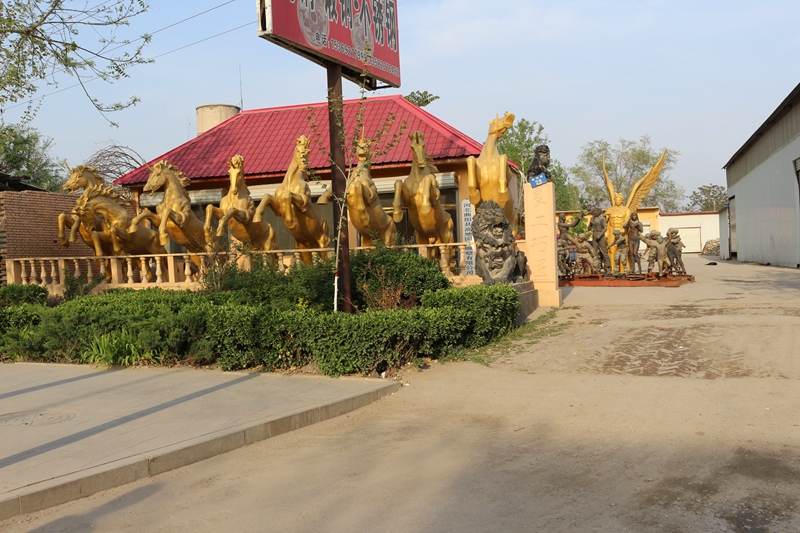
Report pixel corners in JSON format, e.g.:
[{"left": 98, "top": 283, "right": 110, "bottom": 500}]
[
  {"left": 626, "top": 149, "right": 667, "bottom": 212},
  {"left": 602, "top": 155, "right": 615, "bottom": 205}
]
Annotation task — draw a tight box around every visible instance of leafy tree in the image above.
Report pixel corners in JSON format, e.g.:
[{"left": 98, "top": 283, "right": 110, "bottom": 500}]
[
  {"left": 685, "top": 183, "right": 727, "bottom": 212},
  {"left": 551, "top": 160, "right": 581, "bottom": 211},
  {"left": 570, "top": 136, "right": 684, "bottom": 212},
  {"left": 0, "top": 0, "right": 151, "bottom": 123},
  {"left": 496, "top": 117, "right": 580, "bottom": 211},
  {"left": 0, "top": 123, "right": 65, "bottom": 191},
  {"left": 403, "top": 90, "right": 439, "bottom": 107}
]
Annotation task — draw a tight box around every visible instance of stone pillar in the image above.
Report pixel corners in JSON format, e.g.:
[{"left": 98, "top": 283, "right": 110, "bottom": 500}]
[{"left": 523, "top": 181, "right": 562, "bottom": 307}]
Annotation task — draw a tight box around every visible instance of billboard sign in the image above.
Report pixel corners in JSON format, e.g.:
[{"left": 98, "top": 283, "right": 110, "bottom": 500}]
[{"left": 258, "top": 0, "right": 401, "bottom": 89}]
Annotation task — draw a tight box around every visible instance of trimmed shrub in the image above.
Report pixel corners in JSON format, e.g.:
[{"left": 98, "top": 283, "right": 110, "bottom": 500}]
[
  {"left": 350, "top": 246, "right": 451, "bottom": 310},
  {"left": 421, "top": 284, "right": 520, "bottom": 347},
  {"left": 0, "top": 284, "right": 48, "bottom": 307}
]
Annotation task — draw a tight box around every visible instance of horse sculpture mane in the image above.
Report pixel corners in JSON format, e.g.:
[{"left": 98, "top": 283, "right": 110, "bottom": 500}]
[
  {"left": 227, "top": 154, "right": 249, "bottom": 195},
  {"left": 79, "top": 184, "right": 130, "bottom": 206},
  {"left": 152, "top": 161, "right": 191, "bottom": 202}
]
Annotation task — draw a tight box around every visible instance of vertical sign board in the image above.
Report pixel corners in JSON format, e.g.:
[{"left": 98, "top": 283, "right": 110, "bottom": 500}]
[
  {"left": 258, "top": 0, "right": 401, "bottom": 88},
  {"left": 461, "top": 199, "right": 475, "bottom": 275}
]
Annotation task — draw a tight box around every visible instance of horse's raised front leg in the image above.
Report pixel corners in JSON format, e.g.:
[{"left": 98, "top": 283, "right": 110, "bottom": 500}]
[
  {"left": 205, "top": 205, "right": 223, "bottom": 243},
  {"left": 68, "top": 217, "right": 82, "bottom": 243},
  {"left": 158, "top": 208, "right": 172, "bottom": 246},
  {"left": 57, "top": 213, "right": 73, "bottom": 245},
  {"left": 392, "top": 180, "right": 405, "bottom": 223},
  {"left": 130, "top": 209, "right": 160, "bottom": 233},
  {"left": 253, "top": 194, "right": 279, "bottom": 223},
  {"left": 467, "top": 156, "right": 481, "bottom": 205}
]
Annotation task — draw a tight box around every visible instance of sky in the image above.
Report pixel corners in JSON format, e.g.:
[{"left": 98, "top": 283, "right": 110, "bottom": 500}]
[{"left": 4, "top": 0, "right": 800, "bottom": 202}]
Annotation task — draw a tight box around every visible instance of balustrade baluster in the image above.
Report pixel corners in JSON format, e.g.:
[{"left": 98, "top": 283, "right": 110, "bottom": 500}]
[
  {"left": 126, "top": 258, "right": 134, "bottom": 284},
  {"left": 184, "top": 255, "right": 192, "bottom": 283},
  {"left": 27, "top": 260, "right": 36, "bottom": 284},
  {"left": 20, "top": 261, "right": 28, "bottom": 285},
  {"left": 99, "top": 259, "right": 107, "bottom": 279},
  {"left": 73, "top": 259, "right": 81, "bottom": 280},
  {"left": 50, "top": 260, "right": 58, "bottom": 283},
  {"left": 38, "top": 260, "right": 47, "bottom": 285},
  {"left": 312, "top": 251, "right": 320, "bottom": 263},
  {"left": 293, "top": 252, "right": 302, "bottom": 270},
  {"left": 438, "top": 246, "right": 448, "bottom": 274},
  {"left": 277, "top": 252, "right": 285, "bottom": 273},
  {"left": 458, "top": 245, "right": 467, "bottom": 276},
  {"left": 155, "top": 259, "right": 163, "bottom": 283},
  {"left": 86, "top": 259, "right": 94, "bottom": 280}
]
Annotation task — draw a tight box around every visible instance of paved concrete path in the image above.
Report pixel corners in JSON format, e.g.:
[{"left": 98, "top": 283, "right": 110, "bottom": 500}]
[{"left": 0, "top": 364, "right": 399, "bottom": 520}]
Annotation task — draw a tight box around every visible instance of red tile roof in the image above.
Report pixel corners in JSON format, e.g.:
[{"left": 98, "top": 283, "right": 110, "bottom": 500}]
[{"left": 115, "top": 95, "right": 484, "bottom": 186}]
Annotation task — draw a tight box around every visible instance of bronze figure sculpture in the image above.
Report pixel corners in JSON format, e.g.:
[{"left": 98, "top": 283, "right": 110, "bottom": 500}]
[
  {"left": 623, "top": 212, "right": 644, "bottom": 274},
  {"left": 567, "top": 233, "right": 600, "bottom": 274},
  {"left": 603, "top": 150, "right": 667, "bottom": 271}
]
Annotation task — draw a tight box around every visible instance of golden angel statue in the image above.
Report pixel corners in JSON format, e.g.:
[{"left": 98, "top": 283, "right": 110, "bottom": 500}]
[{"left": 603, "top": 149, "right": 666, "bottom": 272}]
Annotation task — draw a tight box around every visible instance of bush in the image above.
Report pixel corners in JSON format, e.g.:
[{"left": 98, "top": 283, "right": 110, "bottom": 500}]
[
  {"left": 350, "top": 246, "right": 451, "bottom": 310},
  {"left": 421, "top": 284, "right": 520, "bottom": 347},
  {"left": 205, "top": 305, "right": 468, "bottom": 376},
  {"left": 209, "top": 256, "right": 335, "bottom": 312},
  {"left": 0, "top": 284, "right": 48, "bottom": 307}
]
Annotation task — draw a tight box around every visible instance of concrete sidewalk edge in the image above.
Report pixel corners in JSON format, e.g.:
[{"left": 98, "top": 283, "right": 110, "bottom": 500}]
[{"left": 0, "top": 380, "right": 401, "bottom": 520}]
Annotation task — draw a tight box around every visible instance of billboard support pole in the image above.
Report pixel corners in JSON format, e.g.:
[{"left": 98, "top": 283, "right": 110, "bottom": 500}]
[{"left": 326, "top": 61, "right": 352, "bottom": 313}]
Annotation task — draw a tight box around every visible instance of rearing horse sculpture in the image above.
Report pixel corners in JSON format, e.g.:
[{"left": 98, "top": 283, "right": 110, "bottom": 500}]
[
  {"left": 466, "top": 112, "right": 519, "bottom": 231},
  {"left": 254, "top": 136, "right": 330, "bottom": 263},
  {"left": 204, "top": 154, "right": 277, "bottom": 252},
  {"left": 336, "top": 138, "right": 396, "bottom": 247},
  {"left": 130, "top": 161, "right": 211, "bottom": 257},
  {"left": 58, "top": 165, "right": 166, "bottom": 281},
  {"left": 392, "top": 130, "right": 454, "bottom": 265}
]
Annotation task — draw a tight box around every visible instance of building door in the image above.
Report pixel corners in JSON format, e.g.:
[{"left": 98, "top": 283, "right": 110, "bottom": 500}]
[{"left": 728, "top": 196, "right": 737, "bottom": 256}]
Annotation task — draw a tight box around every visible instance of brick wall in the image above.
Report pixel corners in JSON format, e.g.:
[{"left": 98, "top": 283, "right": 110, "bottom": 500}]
[{"left": 0, "top": 191, "right": 93, "bottom": 284}]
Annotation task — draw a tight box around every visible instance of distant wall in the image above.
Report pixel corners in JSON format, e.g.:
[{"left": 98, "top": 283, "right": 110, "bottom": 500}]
[
  {"left": 658, "top": 212, "right": 720, "bottom": 253},
  {"left": 0, "top": 191, "right": 93, "bottom": 284}
]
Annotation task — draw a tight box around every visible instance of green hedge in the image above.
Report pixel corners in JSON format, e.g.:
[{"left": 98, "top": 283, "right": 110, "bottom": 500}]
[
  {"left": 420, "top": 284, "right": 520, "bottom": 347},
  {"left": 0, "top": 284, "right": 48, "bottom": 307},
  {"left": 0, "top": 284, "right": 519, "bottom": 375}
]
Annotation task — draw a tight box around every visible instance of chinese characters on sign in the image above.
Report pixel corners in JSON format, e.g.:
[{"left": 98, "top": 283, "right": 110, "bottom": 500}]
[
  {"left": 260, "top": 0, "right": 401, "bottom": 87},
  {"left": 528, "top": 172, "right": 548, "bottom": 188},
  {"left": 461, "top": 199, "right": 475, "bottom": 276}
]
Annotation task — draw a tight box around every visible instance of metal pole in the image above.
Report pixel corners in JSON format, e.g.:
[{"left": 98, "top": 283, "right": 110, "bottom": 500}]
[{"left": 326, "top": 62, "right": 352, "bottom": 312}]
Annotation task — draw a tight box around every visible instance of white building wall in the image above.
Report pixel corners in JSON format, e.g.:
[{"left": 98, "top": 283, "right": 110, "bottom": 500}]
[
  {"left": 658, "top": 213, "right": 720, "bottom": 253},
  {"left": 719, "top": 207, "right": 730, "bottom": 259},
  {"left": 727, "top": 134, "right": 800, "bottom": 267}
]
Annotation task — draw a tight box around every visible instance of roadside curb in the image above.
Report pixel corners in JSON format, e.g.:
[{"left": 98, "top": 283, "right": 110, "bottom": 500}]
[{"left": 0, "top": 380, "right": 401, "bottom": 520}]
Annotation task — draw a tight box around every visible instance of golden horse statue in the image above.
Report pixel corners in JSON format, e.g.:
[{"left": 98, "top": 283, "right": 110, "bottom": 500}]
[
  {"left": 392, "top": 131, "right": 454, "bottom": 264},
  {"left": 130, "top": 161, "right": 211, "bottom": 259},
  {"left": 337, "top": 138, "right": 396, "bottom": 247},
  {"left": 603, "top": 150, "right": 667, "bottom": 272},
  {"left": 254, "top": 136, "right": 330, "bottom": 263},
  {"left": 58, "top": 165, "right": 114, "bottom": 258},
  {"left": 204, "top": 154, "right": 277, "bottom": 252},
  {"left": 58, "top": 165, "right": 166, "bottom": 281},
  {"left": 466, "top": 112, "right": 519, "bottom": 230}
]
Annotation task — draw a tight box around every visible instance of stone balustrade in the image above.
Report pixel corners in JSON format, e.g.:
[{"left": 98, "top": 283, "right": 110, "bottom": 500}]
[{"left": 4, "top": 240, "right": 527, "bottom": 294}]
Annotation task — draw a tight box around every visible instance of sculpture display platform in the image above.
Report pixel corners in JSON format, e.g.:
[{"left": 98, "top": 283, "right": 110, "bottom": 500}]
[{"left": 559, "top": 273, "right": 694, "bottom": 287}]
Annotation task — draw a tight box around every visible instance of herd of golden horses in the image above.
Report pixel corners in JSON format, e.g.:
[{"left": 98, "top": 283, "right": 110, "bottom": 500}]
[{"left": 57, "top": 116, "right": 520, "bottom": 278}]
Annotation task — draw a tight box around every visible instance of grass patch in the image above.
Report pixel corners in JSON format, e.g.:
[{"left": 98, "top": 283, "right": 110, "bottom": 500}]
[{"left": 444, "top": 307, "right": 578, "bottom": 365}]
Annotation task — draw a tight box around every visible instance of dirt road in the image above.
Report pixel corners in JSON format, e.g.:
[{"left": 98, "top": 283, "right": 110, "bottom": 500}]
[{"left": 3, "top": 255, "right": 800, "bottom": 533}]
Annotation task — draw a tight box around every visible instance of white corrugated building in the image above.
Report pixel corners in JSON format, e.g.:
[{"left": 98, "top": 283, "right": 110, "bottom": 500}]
[{"left": 721, "top": 82, "right": 800, "bottom": 267}]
